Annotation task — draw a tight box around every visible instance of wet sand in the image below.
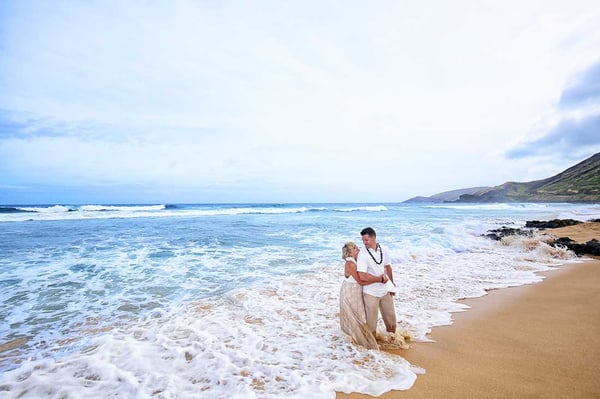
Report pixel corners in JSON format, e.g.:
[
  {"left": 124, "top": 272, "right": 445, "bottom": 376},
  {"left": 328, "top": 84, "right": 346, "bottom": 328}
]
[{"left": 338, "top": 222, "right": 600, "bottom": 399}]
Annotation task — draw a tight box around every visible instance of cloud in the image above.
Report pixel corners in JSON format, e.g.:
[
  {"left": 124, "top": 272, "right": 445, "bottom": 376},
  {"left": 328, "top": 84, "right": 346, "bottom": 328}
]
[
  {"left": 559, "top": 60, "right": 600, "bottom": 107},
  {"left": 506, "top": 114, "right": 600, "bottom": 158},
  {"left": 0, "top": 110, "right": 84, "bottom": 139},
  {"left": 2, "top": 1, "right": 600, "bottom": 203},
  {"left": 507, "top": 60, "right": 600, "bottom": 159},
  {"left": 0, "top": 118, "right": 23, "bottom": 139}
]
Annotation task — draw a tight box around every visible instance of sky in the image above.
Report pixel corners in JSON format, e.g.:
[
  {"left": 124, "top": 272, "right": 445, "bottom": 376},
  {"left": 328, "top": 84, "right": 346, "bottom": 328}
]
[{"left": 1, "top": 1, "right": 600, "bottom": 204}]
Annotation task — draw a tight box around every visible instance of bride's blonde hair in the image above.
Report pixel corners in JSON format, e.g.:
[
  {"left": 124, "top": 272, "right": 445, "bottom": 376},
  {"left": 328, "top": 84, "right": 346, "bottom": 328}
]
[{"left": 341, "top": 241, "right": 358, "bottom": 259}]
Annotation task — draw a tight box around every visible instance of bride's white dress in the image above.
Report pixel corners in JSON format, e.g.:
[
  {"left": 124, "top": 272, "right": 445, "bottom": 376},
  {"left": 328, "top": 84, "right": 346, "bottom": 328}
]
[{"left": 339, "top": 257, "right": 378, "bottom": 350}]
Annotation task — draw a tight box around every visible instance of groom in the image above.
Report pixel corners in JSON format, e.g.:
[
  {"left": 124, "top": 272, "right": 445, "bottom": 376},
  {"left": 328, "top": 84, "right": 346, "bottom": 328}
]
[{"left": 356, "top": 227, "right": 397, "bottom": 336}]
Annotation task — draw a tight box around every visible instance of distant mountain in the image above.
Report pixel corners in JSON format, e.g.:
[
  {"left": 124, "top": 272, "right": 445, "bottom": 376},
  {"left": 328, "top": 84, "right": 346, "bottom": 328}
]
[
  {"left": 404, "top": 152, "right": 600, "bottom": 203},
  {"left": 456, "top": 152, "right": 600, "bottom": 203},
  {"left": 404, "top": 186, "right": 490, "bottom": 203}
]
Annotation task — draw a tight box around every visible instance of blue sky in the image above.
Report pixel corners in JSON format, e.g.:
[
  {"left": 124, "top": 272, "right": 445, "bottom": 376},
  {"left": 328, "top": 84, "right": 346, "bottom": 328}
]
[{"left": 1, "top": 1, "right": 600, "bottom": 204}]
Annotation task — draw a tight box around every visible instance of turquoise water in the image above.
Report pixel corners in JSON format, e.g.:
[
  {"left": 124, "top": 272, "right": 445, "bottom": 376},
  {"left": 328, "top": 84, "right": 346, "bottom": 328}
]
[{"left": 0, "top": 202, "right": 598, "bottom": 398}]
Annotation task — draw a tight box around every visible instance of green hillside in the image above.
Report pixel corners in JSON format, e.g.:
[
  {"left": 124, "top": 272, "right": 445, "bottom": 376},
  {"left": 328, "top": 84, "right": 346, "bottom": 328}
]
[{"left": 457, "top": 152, "right": 600, "bottom": 203}]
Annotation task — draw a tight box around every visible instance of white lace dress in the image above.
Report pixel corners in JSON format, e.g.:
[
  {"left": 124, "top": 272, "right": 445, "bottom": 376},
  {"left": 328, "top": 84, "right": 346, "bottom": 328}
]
[{"left": 339, "top": 257, "right": 379, "bottom": 350}]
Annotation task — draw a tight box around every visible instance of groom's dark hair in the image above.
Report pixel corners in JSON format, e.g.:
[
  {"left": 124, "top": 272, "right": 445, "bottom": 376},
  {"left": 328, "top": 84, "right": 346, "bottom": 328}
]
[{"left": 360, "top": 227, "right": 376, "bottom": 237}]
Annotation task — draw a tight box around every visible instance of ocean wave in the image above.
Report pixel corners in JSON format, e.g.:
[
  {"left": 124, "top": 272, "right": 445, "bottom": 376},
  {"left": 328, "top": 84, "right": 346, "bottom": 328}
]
[
  {"left": 334, "top": 205, "right": 388, "bottom": 212},
  {"left": 0, "top": 207, "right": 36, "bottom": 214},
  {"left": 0, "top": 204, "right": 390, "bottom": 221},
  {"left": 424, "top": 203, "right": 553, "bottom": 211},
  {"left": 79, "top": 204, "right": 166, "bottom": 212},
  {"left": 190, "top": 206, "right": 312, "bottom": 216},
  {"left": 15, "top": 205, "right": 77, "bottom": 213},
  {"left": 191, "top": 204, "right": 389, "bottom": 216}
]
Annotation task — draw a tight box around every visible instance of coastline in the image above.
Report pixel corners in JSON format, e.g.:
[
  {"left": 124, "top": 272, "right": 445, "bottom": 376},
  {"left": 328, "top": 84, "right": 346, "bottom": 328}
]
[{"left": 338, "top": 222, "right": 600, "bottom": 399}]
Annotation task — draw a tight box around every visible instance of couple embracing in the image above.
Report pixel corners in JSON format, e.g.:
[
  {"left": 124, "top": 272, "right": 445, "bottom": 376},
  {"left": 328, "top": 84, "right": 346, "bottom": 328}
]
[{"left": 340, "top": 227, "right": 399, "bottom": 350}]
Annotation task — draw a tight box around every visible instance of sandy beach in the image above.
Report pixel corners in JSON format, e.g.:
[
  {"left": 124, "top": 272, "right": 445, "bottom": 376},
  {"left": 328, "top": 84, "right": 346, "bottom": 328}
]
[{"left": 338, "top": 222, "right": 600, "bottom": 399}]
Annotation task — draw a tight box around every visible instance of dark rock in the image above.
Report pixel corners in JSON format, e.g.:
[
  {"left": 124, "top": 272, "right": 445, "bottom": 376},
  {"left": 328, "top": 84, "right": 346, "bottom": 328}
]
[
  {"left": 579, "top": 239, "right": 600, "bottom": 256},
  {"left": 485, "top": 219, "right": 599, "bottom": 256},
  {"left": 525, "top": 219, "right": 582, "bottom": 229},
  {"left": 586, "top": 239, "right": 600, "bottom": 255},
  {"left": 548, "top": 238, "right": 600, "bottom": 256},
  {"left": 484, "top": 227, "right": 532, "bottom": 241},
  {"left": 554, "top": 237, "right": 574, "bottom": 245}
]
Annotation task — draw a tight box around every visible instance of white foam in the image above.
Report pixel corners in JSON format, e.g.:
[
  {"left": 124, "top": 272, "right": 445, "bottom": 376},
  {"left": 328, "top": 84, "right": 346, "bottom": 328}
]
[
  {"left": 334, "top": 205, "right": 388, "bottom": 212},
  {"left": 425, "top": 203, "right": 550, "bottom": 211},
  {"left": 1, "top": 268, "right": 420, "bottom": 398},
  {"left": 79, "top": 204, "right": 166, "bottom": 212},
  {"left": 0, "top": 203, "right": 398, "bottom": 223},
  {"left": 16, "top": 205, "right": 75, "bottom": 213},
  {"left": 1, "top": 231, "right": 577, "bottom": 397}
]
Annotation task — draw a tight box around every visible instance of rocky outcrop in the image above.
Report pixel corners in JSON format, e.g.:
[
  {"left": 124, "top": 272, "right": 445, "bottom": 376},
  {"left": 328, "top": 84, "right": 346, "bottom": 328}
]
[
  {"left": 524, "top": 219, "right": 581, "bottom": 229},
  {"left": 551, "top": 237, "right": 600, "bottom": 256},
  {"left": 485, "top": 227, "right": 533, "bottom": 241},
  {"left": 483, "top": 219, "right": 599, "bottom": 256}
]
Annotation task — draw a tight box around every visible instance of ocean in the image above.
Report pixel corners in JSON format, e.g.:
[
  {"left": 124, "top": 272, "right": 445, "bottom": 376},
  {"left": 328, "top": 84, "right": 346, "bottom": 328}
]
[{"left": 1, "top": 202, "right": 599, "bottom": 398}]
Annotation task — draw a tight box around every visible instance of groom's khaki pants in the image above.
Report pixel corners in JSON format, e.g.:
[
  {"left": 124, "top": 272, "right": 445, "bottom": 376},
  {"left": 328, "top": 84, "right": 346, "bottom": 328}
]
[{"left": 363, "top": 293, "right": 397, "bottom": 334}]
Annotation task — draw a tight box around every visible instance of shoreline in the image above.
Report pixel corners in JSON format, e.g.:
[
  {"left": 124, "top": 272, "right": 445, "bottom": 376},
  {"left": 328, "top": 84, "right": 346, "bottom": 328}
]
[{"left": 338, "top": 223, "right": 600, "bottom": 399}]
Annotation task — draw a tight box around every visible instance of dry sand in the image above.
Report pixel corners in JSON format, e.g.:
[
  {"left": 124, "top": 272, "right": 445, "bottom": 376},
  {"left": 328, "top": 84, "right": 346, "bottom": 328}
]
[
  {"left": 544, "top": 221, "right": 600, "bottom": 243},
  {"left": 338, "top": 222, "right": 600, "bottom": 399}
]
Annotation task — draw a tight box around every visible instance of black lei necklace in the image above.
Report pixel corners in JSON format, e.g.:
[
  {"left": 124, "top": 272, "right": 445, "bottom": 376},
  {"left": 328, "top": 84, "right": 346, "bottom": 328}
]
[{"left": 366, "top": 244, "right": 383, "bottom": 265}]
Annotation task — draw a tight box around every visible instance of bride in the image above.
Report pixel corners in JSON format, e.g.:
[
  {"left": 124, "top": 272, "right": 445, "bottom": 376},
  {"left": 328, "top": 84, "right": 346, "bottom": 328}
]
[{"left": 339, "top": 241, "right": 389, "bottom": 349}]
